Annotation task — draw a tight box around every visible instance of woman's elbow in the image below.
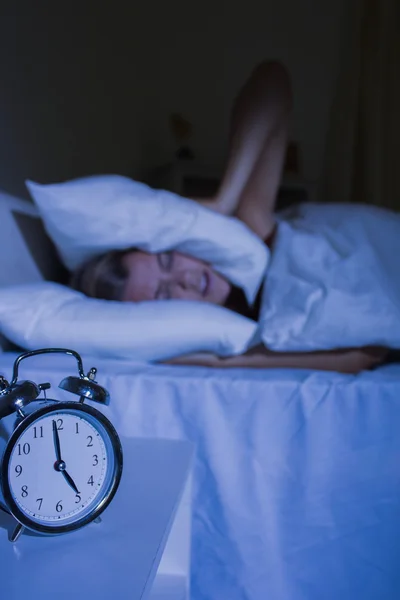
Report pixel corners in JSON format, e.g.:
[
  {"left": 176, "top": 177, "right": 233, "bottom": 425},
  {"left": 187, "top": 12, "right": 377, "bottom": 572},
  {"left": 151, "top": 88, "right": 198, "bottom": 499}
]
[{"left": 253, "top": 60, "right": 293, "bottom": 106}]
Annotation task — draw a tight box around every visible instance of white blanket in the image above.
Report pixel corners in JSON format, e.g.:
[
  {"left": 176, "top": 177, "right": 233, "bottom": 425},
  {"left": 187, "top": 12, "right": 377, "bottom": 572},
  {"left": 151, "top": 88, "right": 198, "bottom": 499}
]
[
  {"left": 0, "top": 353, "right": 399, "bottom": 600},
  {"left": 258, "top": 203, "right": 400, "bottom": 351}
]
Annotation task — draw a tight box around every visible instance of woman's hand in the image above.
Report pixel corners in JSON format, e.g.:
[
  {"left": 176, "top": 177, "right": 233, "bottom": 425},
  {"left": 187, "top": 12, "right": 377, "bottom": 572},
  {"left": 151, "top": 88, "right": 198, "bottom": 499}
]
[
  {"left": 338, "top": 346, "right": 389, "bottom": 374},
  {"left": 164, "top": 346, "right": 389, "bottom": 374}
]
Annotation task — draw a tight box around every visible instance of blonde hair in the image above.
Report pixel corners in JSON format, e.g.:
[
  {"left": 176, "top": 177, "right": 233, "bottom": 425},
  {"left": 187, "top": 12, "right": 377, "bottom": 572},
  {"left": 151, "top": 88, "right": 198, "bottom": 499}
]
[{"left": 70, "top": 249, "right": 134, "bottom": 301}]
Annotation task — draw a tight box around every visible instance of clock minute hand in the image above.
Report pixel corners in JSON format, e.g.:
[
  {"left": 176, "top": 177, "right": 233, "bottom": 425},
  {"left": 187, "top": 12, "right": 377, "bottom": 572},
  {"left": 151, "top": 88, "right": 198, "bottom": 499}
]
[
  {"left": 61, "top": 469, "right": 81, "bottom": 495},
  {"left": 51, "top": 421, "right": 81, "bottom": 494},
  {"left": 52, "top": 420, "right": 62, "bottom": 462}
]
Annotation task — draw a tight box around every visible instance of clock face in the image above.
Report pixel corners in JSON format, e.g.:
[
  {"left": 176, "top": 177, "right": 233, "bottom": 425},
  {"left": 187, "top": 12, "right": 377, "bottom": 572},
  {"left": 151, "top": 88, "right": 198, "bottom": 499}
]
[{"left": 2, "top": 403, "right": 122, "bottom": 532}]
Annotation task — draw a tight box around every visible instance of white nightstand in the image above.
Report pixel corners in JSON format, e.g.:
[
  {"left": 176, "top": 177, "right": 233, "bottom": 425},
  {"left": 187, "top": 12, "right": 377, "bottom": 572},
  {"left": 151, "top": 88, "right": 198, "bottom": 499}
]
[{"left": 0, "top": 437, "right": 194, "bottom": 600}]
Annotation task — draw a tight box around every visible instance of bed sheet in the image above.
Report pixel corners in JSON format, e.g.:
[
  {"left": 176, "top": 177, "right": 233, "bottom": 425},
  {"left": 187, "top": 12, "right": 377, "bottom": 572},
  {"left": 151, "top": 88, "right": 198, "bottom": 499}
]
[{"left": 0, "top": 353, "right": 399, "bottom": 600}]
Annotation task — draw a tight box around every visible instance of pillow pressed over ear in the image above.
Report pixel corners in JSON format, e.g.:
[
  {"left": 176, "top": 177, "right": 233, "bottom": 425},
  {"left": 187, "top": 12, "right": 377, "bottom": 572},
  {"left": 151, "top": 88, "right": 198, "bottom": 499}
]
[
  {"left": 26, "top": 175, "right": 268, "bottom": 304},
  {"left": 0, "top": 283, "right": 258, "bottom": 362}
]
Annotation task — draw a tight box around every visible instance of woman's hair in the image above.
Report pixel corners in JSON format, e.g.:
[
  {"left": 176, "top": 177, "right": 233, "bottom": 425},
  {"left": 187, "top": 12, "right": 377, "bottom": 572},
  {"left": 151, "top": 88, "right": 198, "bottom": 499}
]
[{"left": 70, "top": 249, "right": 133, "bottom": 301}]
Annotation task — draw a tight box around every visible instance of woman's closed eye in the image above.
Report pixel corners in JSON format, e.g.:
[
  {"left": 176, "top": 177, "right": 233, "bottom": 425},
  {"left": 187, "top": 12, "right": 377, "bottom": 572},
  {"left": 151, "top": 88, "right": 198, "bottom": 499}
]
[{"left": 155, "top": 252, "right": 174, "bottom": 300}]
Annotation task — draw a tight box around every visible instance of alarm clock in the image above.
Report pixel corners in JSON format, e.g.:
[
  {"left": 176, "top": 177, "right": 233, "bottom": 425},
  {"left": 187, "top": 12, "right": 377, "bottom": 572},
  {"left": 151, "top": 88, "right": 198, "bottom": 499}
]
[{"left": 0, "top": 348, "right": 123, "bottom": 543}]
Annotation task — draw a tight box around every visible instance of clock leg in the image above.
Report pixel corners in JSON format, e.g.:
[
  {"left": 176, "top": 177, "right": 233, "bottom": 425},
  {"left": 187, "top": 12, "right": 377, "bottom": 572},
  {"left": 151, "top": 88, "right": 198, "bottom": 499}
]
[
  {"left": 94, "top": 517, "right": 102, "bottom": 524},
  {"left": 10, "top": 522, "right": 25, "bottom": 543}
]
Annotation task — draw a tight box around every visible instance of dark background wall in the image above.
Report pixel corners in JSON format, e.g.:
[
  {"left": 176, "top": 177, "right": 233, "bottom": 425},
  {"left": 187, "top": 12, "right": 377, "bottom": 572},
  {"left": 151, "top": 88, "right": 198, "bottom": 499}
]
[{"left": 0, "top": 1, "right": 345, "bottom": 198}]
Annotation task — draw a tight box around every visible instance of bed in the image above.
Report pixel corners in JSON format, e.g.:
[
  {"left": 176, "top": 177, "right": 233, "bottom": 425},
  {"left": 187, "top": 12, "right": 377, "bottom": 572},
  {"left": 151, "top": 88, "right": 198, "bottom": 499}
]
[
  {"left": 0, "top": 353, "right": 399, "bottom": 599},
  {"left": 1, "top": 190, "right": 400, "bottom": 599}
]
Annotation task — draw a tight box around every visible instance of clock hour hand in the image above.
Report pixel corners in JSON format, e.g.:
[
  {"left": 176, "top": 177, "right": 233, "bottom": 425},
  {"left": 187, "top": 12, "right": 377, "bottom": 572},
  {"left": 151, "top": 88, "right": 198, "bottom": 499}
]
[
  {"left": 52, "top": 420, "right": 62, "bottom": 462},
  {"left": 61, "top": 469, "right": 80, "bottom": 495}
]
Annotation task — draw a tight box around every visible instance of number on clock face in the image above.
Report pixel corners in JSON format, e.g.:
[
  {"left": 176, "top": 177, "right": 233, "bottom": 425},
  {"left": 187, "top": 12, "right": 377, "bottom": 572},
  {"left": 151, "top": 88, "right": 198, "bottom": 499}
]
[{"left": 8, "top": 411, "right": 109, "bottom": 525}]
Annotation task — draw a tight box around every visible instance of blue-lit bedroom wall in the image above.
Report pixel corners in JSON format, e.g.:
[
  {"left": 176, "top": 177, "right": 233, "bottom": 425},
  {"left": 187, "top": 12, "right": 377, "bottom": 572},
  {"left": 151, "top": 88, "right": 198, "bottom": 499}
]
[{"left": 0, "top": 0, "right": 345, "bottom": 198}]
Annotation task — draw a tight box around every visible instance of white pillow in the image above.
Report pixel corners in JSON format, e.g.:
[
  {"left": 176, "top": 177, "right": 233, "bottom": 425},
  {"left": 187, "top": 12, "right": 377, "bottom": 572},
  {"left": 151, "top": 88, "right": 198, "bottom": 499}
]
[
  {"left": 258, "top": 203, "right": 400, "bottom": 351},
  {"left": 26, "top": 175, "right": 268, "bottom": 304},
  {"left": 0, "top": 283, "right": 258, "bottom": 361}
]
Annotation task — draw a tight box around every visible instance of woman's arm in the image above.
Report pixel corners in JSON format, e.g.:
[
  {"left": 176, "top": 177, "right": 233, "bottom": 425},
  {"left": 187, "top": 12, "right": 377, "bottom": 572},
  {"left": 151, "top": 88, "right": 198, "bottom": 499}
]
[
  {"left": 197, "top": 61, "right": 292, "bottom": 239},
  {"left": 165, "top": 345, "right": 388, "bottom": 374}
]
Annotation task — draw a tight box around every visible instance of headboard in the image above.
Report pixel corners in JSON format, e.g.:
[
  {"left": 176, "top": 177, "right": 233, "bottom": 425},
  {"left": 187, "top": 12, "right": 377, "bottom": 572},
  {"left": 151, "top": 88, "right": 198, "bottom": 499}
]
[
  {"left": 0, "top": 190, "right": 68, "bottom": 351},
  {"left": 0, "top": 190, "right": 68, "bottom": 286}
]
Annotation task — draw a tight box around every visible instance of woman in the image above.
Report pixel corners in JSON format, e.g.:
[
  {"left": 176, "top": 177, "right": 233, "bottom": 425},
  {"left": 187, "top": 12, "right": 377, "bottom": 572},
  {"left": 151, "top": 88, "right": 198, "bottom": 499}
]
[{"left": 72, "top": 61, "right": 386, "bottom": 373}]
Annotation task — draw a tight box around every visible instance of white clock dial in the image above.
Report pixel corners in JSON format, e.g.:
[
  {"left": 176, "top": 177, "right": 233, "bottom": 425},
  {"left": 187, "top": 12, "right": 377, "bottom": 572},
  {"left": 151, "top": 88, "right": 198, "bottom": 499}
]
[{"left": 7, "top": 408, "right": 114, "bottom": 527}]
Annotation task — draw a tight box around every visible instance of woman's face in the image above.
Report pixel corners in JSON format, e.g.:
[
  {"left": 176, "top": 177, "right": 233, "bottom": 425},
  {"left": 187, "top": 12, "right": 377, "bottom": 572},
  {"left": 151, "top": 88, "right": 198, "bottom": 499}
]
[{"left": 121, "top": 250, "right": 231, "bottom": 305}]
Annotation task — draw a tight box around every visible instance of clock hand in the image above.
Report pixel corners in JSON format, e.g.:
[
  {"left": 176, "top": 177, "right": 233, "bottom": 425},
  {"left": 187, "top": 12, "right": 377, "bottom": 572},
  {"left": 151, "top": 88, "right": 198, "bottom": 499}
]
[
  {"left": 52, "top": 420, "right": 62, "bottom": 462},
  {"left": 51, "top": 422, "right": 80, "bottom": 494},
  {"left": 61, "top": 469, "right": 81, "bottom": 495}
]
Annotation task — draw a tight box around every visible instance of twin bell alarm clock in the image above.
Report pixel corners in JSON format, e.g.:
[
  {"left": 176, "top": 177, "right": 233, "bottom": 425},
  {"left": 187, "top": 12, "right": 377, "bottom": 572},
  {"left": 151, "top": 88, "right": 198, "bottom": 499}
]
[{"left": 0, "top": 348, "right": 123, "bottom": 542}]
